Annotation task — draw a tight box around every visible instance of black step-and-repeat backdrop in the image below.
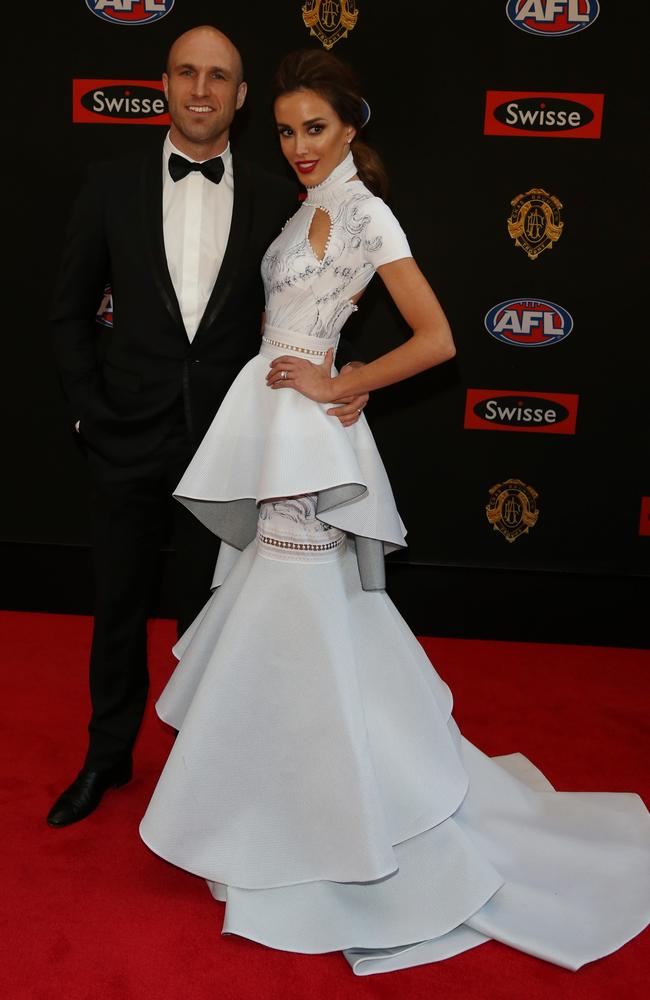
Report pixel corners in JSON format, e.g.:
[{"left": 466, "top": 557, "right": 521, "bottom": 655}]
[{"left": 3, "top": 2, "right": 648, "bottom": 612}]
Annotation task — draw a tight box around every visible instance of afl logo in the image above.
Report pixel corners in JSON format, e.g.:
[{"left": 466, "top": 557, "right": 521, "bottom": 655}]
[
  {"left": 85, "top": 1, "right": 175, "bottom": 25},
  {"left": 506, "top": 1, "right": 599, "bottom": 36},
  {"left": 96, "top": 286, "right": 113, "bottom": 328},
  {"left": 485, "top": 298, "right": 573, "bottom": 347}
]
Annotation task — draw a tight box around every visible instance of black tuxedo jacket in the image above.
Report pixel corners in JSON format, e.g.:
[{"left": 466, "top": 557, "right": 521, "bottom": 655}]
[{"left": 50, "top": 143, "right": 298, "bottom": 468}]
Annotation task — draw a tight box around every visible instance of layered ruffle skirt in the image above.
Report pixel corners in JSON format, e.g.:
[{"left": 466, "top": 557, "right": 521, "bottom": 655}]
[{"left": 139, "top": 328, "right": 650, "bottom": 974}]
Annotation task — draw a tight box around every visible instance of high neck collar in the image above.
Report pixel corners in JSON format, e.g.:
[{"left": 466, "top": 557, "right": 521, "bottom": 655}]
[{"left": 304, "top": 151, "right": 359, "bottom": 208}]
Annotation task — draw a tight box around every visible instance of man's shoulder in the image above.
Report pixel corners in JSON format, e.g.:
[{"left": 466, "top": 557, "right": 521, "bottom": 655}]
[
  {"left": 83, "top": 144, "right": 160, "bottom": 183},
  {"left": 235, "top": 154, "right": 297, "bottom": 201}
]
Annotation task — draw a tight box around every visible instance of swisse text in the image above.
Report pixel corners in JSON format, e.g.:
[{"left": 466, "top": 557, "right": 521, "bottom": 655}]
[
  {"left": 484, "top": 91, "right": 604, "bottom": 139},
  {"left": 501, "top": 100, "right": 589, "bottom": 130},
  {"left": 480, "top": 398, "right": 564, "bottom": 425},
  {"left": 85, "top": 87, "right": 167, "bottom": 117},
  {"left": 464, "top": 389, "right": 579, "bottom": 434},
  {"left": 73, "top": 81, "right": 170, "bottom": 125}
]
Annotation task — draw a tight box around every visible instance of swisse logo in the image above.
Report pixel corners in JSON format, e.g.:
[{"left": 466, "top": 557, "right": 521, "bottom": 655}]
[
  {"left": 73, "top": 80, "right": 170, "bottom": 125},
  {"left": 485, "top": 91, "right": 604, "bottom": 139},
  {"left": 506, "top": 0, "right": 599, "bottom": 36},
  {"left": 485, "top": 298, "right": 573, "bottom": 347},
  {"left": 85, "top": 0, "right": 175, "bottom": 24},
  {"left": 465, "top": 389, "right": 579, "bottom": 435}
]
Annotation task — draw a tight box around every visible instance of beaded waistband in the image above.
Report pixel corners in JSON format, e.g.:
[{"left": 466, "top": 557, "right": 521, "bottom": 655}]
[
  {"left": 259, "top": 325, "right": 338, "bottom": 361},
  {"left": 256, "top": 526, "right": 346, "bottom": 563},
  {"left": 257, "top": 532, "right": 345, "bottom": 553}
]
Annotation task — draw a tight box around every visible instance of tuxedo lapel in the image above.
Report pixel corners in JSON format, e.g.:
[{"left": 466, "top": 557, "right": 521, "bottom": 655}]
[
  {"left": 140, "top": 145, "right": 185, "bottom": 331},
  {"left": 193, "top": 151, "right": 253, "bottom": 340}
]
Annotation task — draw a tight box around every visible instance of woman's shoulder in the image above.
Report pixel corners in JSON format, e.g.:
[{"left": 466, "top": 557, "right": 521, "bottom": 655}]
[
  {"left": 343, "top": 184, "right": 412, "bottom": 266},
  {"left": 343, "top": 183, "right": 401, "bottom": 226}
]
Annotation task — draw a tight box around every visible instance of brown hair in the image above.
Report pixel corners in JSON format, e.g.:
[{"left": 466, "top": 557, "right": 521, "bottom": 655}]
[{"left": 272, "top": 48, "right": 388, "bottom": 199}]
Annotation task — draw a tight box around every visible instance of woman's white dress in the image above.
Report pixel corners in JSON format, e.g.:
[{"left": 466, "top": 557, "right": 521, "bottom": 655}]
[{"left": 139, "top": 153, "right": 650, "bottom": 975}]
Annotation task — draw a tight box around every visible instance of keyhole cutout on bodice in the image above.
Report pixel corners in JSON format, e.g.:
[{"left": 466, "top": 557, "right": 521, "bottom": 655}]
[{"left": 307, "top": 207, "right": 332, "bottom": 263}]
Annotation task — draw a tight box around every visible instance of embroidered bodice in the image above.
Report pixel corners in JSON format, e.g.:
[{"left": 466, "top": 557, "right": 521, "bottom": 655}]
[{"left": 261, "top": 152, "right": 411, "bottom": 342}]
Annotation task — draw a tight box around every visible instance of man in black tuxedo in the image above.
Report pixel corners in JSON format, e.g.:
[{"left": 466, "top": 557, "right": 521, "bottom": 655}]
[{"left": 47, "top": 25, "right": 367, "bottom": 828}]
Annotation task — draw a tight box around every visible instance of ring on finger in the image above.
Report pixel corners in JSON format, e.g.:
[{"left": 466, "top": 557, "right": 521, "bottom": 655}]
[{"left": 280, "top": 370, "right": 289, "bottom": 380}]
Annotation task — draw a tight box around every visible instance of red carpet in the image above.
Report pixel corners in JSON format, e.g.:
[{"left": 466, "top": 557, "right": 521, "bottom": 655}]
[{"left": 1, "top": 610, "right": 649, "bottom": 999}]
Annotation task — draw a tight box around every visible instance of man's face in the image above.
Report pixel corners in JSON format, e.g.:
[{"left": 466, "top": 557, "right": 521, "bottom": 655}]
[{"left": 163, "top": 28, "right": 246, "bottom": 155}]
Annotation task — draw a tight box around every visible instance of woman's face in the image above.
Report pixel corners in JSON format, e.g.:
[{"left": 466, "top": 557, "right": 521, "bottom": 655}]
[{"left": 274, "top": 89, "right": 355, "bottom": 187}]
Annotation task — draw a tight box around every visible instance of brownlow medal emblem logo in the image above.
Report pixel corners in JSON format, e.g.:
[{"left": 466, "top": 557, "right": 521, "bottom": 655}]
[
  {"left": 507, "top": 188, "right": 564, "bottom": 260},
  {"left": 486, "top": 478, "right": 540, "bottom": 542},
  {"left": 302, "top": 0, "right": 359, "bottom": 49}
]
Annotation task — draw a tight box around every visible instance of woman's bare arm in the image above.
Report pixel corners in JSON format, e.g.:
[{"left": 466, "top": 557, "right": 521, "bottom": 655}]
[{"left": 266, "top": 258, "right": 455, "bottom": 402}]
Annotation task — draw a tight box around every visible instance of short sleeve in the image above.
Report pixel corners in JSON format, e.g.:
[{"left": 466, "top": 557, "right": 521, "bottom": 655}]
[{"left": 362, "top": 196, "right": 412, "bottom": 268}]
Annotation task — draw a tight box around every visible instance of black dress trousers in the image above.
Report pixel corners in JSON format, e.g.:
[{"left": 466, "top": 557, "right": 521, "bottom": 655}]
[{"left": 83, "top": 406, "right": 219, "bottom": 770}]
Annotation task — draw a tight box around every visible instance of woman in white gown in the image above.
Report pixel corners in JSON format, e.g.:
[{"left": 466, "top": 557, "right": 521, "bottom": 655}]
[{"left": 140, "top": 49, "right": 650, "bottom": 975}]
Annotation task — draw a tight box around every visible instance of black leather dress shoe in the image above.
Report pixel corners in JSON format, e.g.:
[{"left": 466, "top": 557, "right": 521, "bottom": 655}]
[{"left": 47, "top": 758, "right": 132, "bottom": 828}]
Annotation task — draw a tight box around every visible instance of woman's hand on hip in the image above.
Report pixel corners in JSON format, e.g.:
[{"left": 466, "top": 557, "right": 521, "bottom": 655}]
[
  {"left": 266, "top": 349, "right": 335, "bottom": 403},
  {"left": 266, "top": 352, "right": 368, "bottom": 425}
]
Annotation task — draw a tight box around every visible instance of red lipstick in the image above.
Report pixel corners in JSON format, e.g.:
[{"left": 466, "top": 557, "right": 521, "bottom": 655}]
[{"left": 295, "top": 160, "right": 318, "bottom": 174}]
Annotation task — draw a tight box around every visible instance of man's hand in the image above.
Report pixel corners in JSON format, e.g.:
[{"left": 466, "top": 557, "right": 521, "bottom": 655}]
[
  {"left": 325, "top": 360, "right": 367, "bottom": 426},
  {"left": 325, "top": 394, "right": 368, "bottom": 427},
  {"left": 327, "top": 361, "right": 368, "bottom": 427}
]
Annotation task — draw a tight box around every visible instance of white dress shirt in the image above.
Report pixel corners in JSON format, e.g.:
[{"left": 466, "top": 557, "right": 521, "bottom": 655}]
[{"left": 162, "top": 133, "right": 234, "bottom": 342}]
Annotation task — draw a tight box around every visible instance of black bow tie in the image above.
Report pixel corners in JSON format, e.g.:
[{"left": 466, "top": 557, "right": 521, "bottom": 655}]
[{"left": 168, "top": 152, "right": 225, "bottom": 184}]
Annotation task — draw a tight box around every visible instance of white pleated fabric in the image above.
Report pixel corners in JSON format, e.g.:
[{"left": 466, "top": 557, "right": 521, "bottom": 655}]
[
  {"left": 140, "top": 539, "right": 650, "bottom": 973},
  {"left": 140, "top": 153, "right": 650, "bottom": 973}
]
